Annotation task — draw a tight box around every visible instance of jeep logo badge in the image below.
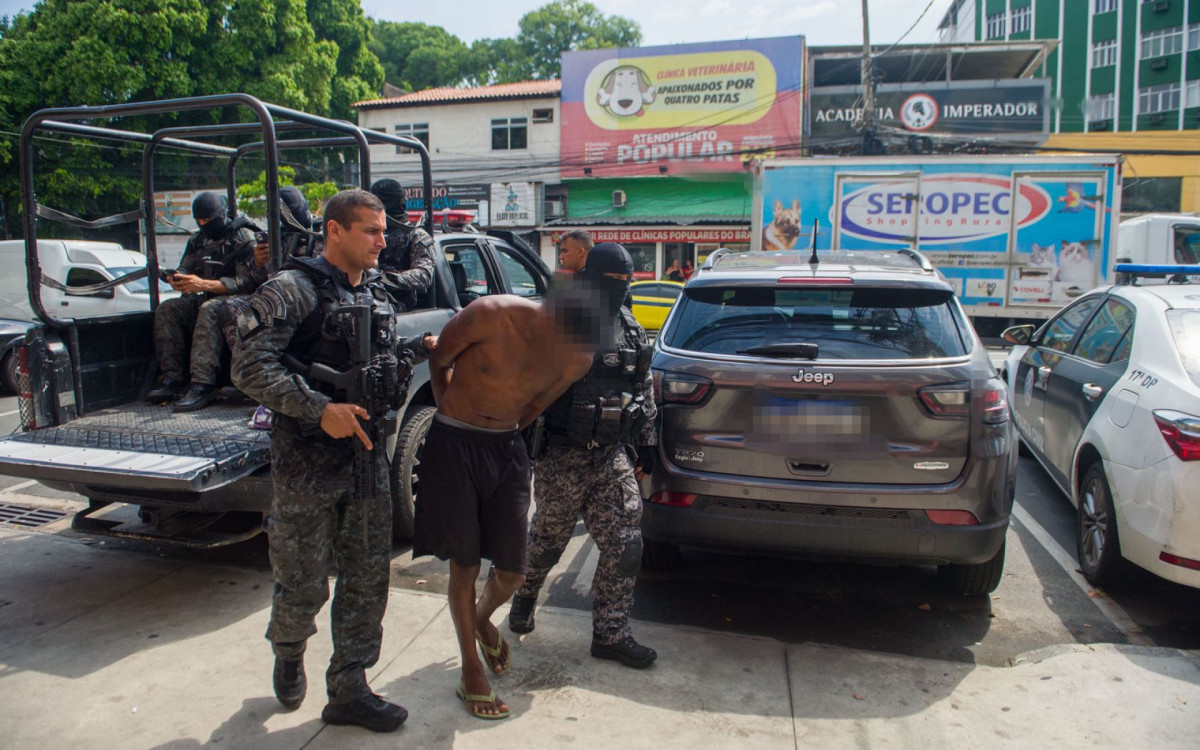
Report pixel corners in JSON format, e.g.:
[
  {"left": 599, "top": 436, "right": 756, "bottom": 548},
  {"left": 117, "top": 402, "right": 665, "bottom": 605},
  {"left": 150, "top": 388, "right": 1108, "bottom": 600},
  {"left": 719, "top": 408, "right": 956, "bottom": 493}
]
[{"left": 792, "top": 368, "right": 834, "bottom": 386}]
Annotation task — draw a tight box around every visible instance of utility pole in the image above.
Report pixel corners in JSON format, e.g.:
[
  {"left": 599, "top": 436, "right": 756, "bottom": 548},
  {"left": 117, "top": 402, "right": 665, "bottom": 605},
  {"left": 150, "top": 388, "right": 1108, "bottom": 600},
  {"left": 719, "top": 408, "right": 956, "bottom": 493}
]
[{"left": 860, "top": 0, "right": 881, "bottom": 155}]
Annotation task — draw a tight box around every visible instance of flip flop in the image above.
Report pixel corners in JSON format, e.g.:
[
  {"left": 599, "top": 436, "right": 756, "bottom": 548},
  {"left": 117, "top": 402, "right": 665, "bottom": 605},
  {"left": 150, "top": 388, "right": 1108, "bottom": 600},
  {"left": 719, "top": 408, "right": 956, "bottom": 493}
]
[
  {"left": 456, "top": 681, "right": 510, "bottom": 720},
  {"left": 476, "top": 633, "right": 511, "bottom": 676}
]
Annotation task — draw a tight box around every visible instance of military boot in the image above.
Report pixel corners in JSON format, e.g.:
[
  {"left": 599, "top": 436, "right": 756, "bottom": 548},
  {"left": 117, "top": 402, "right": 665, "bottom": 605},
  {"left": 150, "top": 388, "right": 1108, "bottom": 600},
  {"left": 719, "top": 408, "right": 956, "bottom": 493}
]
[
  {"left": 172, "top": 382, "right": 218, "bottom": 413},
  {"left": 321, "top": 693, "right": 408, "bottom": 733},
  {"left": 591, "top": 634, "right": 657, "bottom": 669},
  {"left": 273, "top": 657, "right": 306, "bottom": 710},
  {"left": 146, "top": 378, "right": 187, "bottom": 402},
  {"left": 507, "top": 595, "right": 536, "bottom": 634}
]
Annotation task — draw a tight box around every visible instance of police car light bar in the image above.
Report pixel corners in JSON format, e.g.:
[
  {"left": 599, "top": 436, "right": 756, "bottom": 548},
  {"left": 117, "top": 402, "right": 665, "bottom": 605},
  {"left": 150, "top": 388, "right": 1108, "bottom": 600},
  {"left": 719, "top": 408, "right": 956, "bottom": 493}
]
[{"left": 1113, "top": 263, "right": 1200, "bottom": 276}]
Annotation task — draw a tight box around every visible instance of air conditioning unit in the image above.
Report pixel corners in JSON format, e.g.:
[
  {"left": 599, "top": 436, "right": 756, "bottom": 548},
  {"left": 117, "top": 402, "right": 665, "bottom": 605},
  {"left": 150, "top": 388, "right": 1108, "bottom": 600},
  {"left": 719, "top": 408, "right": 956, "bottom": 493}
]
[
  {"left": 612, "top": 190, "right": 627, "bottom": 208},
  {"left": 1153, "top": 0, "right": 1169, "bottom": 11},
  {"left": 1151, "top": 57, "right": 1169, "bottom": 70}
]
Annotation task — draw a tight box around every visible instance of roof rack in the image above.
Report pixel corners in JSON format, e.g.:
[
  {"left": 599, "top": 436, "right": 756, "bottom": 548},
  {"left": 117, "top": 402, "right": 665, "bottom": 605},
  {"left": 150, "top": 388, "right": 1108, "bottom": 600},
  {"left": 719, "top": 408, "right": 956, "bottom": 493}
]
[
  {"left": 1113, "top": 263, "right": 1200, "bottom": 285},
  {"left": 896, "top": 248, "right": 935, "bottom": 272}
]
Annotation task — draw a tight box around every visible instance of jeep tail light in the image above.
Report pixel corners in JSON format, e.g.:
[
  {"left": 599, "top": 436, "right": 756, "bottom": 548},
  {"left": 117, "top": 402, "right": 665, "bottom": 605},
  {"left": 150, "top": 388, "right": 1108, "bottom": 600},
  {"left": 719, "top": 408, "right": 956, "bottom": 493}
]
[
  {"left": 925, "top": 509, "right": 979, "bottom": 525},
  {"left": 981, "top": 380, "right": 1009, "bottom": 425},
  {"left": 918, "top": 382, "right": 970, "bottom": 419},
  {"left": 649, "top": 491, "right": 698, "bottom": 507},
  {"left": 1153, "top": 410, "right": 1200, "bottom": 461},
  {"left": 661, "top": 373, "right": 713, "bottom": 405}
]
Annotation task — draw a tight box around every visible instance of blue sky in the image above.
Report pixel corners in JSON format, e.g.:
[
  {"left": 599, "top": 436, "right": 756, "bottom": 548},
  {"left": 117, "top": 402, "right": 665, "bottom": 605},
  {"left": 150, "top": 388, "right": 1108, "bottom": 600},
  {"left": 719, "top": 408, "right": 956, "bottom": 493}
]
[{"left": 1, "top": 0, "right": 953, "bottom": 47}]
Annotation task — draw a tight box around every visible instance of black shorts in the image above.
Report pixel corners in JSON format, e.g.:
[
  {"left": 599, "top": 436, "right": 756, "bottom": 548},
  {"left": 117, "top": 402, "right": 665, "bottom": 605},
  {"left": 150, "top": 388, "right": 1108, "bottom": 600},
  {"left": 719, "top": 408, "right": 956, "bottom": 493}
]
[{"left": 412, "top": 414, "right": 531, "bottom": 573}]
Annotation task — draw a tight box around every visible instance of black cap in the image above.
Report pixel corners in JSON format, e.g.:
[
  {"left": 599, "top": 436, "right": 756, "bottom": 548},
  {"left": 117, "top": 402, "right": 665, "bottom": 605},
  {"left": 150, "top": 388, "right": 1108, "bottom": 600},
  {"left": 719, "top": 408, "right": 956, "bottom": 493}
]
[
  {"left": 582, "top": 242, "right": 633, "bottom": 277},
  {"left": 192, "top": 191, "right": 225, "bottom": 221},
  {"left": 369, "top": 178, "right": 406, "bottom": 217},
  {"left": 279, "top": 186, "right": 311, "bottom": 228}
]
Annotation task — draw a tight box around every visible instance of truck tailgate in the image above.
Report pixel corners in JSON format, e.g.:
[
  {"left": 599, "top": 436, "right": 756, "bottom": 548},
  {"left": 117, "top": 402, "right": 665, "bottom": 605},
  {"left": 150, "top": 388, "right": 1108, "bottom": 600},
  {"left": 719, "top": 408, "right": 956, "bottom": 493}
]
[{"left": 0, "top": 404, "right": 270, "bottom": 492}]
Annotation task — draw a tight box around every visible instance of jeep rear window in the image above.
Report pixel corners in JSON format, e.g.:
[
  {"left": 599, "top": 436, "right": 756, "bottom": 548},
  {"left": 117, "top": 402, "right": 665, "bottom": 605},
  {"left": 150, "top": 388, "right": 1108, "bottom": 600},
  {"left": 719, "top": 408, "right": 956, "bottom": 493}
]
[{"left": 662, "top": 286, "right": 969, "bottom": 359}]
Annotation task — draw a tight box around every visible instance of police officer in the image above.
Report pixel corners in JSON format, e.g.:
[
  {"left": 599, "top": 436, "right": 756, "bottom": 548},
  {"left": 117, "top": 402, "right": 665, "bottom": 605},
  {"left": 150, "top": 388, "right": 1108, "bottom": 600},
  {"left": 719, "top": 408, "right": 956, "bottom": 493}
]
[
  {"left": 147, "top": 191, "right": 257, "bottom": 401},
  {"left": 508, "top": 242, "right": 659, "bottom": 669},
  {"left": 231, "top": 189, "right": 433, "bottom": 732},
  {"left": 369, "top": 178, "right": 434, "bottom": 310},
  {"left": 174, "top": 186, "right": 314, "bottom": 412}
]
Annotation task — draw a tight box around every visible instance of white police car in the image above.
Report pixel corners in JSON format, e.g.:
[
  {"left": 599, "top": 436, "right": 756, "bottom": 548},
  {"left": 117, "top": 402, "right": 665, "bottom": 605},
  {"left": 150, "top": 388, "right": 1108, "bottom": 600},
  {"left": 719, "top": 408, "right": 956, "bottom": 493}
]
[{"left": 1002, "top": 264, "right": 1200, "bottom": 589}]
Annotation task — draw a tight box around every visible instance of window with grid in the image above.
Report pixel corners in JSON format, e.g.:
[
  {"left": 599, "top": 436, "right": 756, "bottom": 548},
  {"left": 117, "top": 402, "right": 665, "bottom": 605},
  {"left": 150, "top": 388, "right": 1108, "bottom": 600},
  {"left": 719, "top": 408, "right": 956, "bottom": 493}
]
[
  {"left": 1092, "top": 39, "right": 1118, "bottom": 67},
  {"left": 1094, "top": 0, "right": 1117, "bottom": 12},
  {"left": 1142, "top": 26, "right": 1184, "bottom": 58},
  {"left": 491, "top": 117, "right": 528, "bottom": 150},
  {"left": 1010, "top": 5, "right": 1032, "bottom": 34},
  {"left": 1189, "top": 23, "right": 1200, "bottom": 50},
  {"left": 393, "top": 123, "right": 429, "bottom": 154},
  {"left": 1187, "top": 80, "right": 1200, "bottom": 109},
  {"left": 1139, "top": 82, "right": 1181, "bottom": 114},
  {"left": 986, "top": 12, "right": 1006, "bottom": 38},
  {"left": 1087, "top": 93, "right": 1116, "bottom": 120}
]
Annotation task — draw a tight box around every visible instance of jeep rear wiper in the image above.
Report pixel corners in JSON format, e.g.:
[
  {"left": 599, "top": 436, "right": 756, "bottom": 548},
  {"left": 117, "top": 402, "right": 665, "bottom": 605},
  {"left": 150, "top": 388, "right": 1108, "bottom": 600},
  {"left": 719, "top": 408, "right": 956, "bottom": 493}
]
[{"left": 737, "top": 342, "right": 819, "bottom": 359}]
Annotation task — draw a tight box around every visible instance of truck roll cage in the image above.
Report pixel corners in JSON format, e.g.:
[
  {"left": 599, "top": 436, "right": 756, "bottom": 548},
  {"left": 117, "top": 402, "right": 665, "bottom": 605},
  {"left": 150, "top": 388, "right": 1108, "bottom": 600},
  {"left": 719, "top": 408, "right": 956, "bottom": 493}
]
[{"left": 20, "top": 93, "right": 434, "bottom": 327}]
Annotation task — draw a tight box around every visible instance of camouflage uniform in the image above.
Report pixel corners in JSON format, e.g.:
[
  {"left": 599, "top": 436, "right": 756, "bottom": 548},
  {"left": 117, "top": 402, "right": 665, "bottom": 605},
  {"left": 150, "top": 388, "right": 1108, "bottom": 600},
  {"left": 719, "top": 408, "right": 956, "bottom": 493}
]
[
  {"left": 516, "top": 310, "right": 657, "bottom": 645},
  {"left": 153, "top": 224, "right": 257, "bottom": 382},
  {"left": 377, "top": 225, "right": 434, "bottom": 310},
  {"left": 230, "top": 257, "right": 428, "bottom": 704}
]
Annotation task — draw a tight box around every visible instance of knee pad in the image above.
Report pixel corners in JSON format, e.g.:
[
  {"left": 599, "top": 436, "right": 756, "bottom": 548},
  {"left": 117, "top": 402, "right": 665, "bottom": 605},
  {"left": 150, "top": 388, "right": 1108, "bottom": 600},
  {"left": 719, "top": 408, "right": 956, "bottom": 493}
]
[
  {"left": 529, "top": 545, "right": 565, "bottom": 570},
  {"left": 617, "top": 536, "right": 643, "bottom": 577}
]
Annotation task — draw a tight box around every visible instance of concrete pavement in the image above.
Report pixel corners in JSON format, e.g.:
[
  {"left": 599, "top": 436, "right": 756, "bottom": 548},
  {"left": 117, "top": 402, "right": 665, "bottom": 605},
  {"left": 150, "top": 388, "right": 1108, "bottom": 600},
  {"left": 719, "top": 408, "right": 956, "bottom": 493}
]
[{"left": 1, "top": 526, "right": 1197, "bottom": 749}]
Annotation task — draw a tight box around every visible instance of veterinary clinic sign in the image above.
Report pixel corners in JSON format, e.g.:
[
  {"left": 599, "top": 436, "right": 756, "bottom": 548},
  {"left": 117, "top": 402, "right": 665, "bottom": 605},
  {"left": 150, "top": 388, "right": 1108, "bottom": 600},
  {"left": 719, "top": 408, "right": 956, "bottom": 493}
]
[
  {"left": 490, "top": 182, "right": 537, "bottom": 227},
  {"left": 809, "top": 81, "right": 1050, "bottom": 138},
  {"left": 561, "top": 36, "right": 805, "bottom": 177}
]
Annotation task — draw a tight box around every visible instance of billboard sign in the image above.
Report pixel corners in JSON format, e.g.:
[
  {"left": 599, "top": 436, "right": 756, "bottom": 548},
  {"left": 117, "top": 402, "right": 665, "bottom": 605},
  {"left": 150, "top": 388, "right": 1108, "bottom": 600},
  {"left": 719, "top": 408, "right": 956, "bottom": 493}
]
[
  {"left": 402, "top": 183, "right": 490, "bottom": 212},
  {"left": 561, "top": 36, "right": 804, "bottom": 177},
  {"left": 809, "top": 81, "right": 1050, "bottom": 139},
  {"left": 490, "top": 182, "right": 537, "bottom": 227}
]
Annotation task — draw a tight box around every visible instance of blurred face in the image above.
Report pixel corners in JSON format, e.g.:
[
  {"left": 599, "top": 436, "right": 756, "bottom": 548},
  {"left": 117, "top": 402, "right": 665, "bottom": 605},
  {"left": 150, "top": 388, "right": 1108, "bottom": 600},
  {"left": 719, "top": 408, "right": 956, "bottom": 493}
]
[
  {"left": 558, "top": 237, "right": 588, "bottom": 272},
  {"left": 327, "top": 207, "right": 386, "bottom": 273}
]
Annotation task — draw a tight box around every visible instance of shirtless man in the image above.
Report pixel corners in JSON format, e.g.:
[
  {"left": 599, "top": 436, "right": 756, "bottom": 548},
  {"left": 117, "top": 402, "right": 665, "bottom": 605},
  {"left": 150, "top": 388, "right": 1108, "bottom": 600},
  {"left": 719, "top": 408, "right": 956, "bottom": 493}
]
[{"left": 412, "top": 283, "right": 606, "bottom": 720}]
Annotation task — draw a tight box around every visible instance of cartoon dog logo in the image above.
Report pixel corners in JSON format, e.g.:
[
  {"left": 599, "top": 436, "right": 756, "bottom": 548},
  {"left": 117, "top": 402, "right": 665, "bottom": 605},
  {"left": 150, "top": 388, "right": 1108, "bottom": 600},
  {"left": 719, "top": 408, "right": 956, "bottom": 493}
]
[
  {"left": 597, "top": 65, "right": 655, "bottom": 118},
  {"left": 762, "top": 200, "right": 802, "bottom": 251}
]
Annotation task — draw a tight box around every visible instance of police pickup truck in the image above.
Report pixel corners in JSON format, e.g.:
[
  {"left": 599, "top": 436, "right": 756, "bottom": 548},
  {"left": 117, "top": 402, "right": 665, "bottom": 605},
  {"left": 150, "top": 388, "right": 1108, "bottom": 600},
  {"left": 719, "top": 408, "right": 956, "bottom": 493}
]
[{"left": 0, "top": 95, "right": 550, "bottom": 547}]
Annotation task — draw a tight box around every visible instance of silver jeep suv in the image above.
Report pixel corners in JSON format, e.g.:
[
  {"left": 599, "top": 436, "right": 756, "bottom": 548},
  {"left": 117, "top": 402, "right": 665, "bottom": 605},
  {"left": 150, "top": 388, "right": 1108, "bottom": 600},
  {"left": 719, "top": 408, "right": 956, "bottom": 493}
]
[{"left": 642, "top": 249, "right": 1017, "bottom": 595}]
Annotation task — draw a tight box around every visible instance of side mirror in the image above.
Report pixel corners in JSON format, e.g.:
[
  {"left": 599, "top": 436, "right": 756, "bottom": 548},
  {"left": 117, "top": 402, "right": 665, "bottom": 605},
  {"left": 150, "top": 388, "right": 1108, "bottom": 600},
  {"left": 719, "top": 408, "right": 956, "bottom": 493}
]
[{"left": 1002, "top": 324, "right": 1035, "bottom": 346}]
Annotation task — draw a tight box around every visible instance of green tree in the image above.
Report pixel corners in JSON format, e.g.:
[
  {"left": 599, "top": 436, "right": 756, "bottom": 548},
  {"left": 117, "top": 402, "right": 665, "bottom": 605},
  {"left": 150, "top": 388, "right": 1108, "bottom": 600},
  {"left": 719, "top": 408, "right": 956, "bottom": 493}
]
[
  {"left": 463, "top": 37, "right": 533, "bottom": 85},
  {"left": 237, "top": 166, "right": 337, "bottom": 219},
  {"left": 516, "top": 0, "right": 641, "bottom": 80},
  {"left": 307, "top": 0, "right": 385, "bottom": 120},
  {"left": 371, "top": 21, "right": 469, "bottom": 90}
]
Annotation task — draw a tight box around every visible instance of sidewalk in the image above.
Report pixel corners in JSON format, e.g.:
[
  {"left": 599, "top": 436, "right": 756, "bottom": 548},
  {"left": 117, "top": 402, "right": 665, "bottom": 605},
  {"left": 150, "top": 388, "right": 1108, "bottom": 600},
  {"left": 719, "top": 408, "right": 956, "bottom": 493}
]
[{"left": 1, "top": 526, "right": 1197, "bottom": 749}]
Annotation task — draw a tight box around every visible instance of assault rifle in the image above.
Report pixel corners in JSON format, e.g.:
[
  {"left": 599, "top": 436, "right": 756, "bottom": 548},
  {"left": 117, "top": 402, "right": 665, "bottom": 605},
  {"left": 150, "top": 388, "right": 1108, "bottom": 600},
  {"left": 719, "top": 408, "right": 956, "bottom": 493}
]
[{"left": 283, "top": 301, "right": 405, "bottom": 508}]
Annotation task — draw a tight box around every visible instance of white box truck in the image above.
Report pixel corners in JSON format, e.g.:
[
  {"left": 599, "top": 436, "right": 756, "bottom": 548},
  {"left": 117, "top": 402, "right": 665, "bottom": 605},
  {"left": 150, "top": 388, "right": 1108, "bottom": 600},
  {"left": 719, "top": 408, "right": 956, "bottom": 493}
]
[{"left": 752, "top": 155, "right": 1124, "bottom": 333}]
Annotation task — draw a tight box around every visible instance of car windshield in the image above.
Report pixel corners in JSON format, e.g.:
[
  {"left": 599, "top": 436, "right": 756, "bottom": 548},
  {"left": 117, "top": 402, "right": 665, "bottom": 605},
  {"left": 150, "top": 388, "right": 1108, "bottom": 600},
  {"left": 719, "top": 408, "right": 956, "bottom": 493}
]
[
  {"left": 109, "top": 266, "right": 172, "bottom": 295},
  {"left": 1167, "top": 309, "right": 1200, "bottom": 388},
  {"left": 662, "top": 285, "right": 969, "bottom": 359}
]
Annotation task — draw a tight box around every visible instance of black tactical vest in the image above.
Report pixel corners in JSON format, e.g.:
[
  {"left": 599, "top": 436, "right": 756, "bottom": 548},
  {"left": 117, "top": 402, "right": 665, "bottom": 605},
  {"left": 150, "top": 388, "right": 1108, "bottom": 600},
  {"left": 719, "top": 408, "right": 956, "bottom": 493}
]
[
  {"left": 379, "top": 225, "right": 420, "bottom": 309},
  {"left": 544, "top": 308, "right": 654, "bottom": 449},
  {"left": 282, "top": 256, "right": 396, "bottom": 380}
]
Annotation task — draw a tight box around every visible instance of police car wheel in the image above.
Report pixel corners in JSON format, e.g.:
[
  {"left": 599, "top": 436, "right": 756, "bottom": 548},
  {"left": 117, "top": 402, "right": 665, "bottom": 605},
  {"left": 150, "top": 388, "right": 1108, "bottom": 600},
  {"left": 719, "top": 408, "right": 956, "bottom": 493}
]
[
  {"left": 391, "top": 406, "right": 437, "bottom": 542},
  {"left": 1076, "top": 463, "right": 1125, "bottom": 587}
]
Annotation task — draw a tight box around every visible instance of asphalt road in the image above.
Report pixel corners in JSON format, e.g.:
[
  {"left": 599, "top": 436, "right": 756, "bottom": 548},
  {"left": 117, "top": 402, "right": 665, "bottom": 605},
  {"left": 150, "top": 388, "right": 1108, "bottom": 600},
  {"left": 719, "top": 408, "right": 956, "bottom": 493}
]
[{"left": 0, "top": 390, "right": 1196, "bottom": 672}]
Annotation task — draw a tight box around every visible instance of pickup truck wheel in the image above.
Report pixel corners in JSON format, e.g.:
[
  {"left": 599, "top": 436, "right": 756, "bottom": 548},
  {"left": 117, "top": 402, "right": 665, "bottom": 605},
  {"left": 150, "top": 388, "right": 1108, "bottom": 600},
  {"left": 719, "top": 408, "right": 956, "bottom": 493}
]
[
  {"left": 938, "top": 542, "right": 1005, "bottom": 596},
  {"left": 391, "top": 406, "right": 436, "bottom": 542},
  {"left": 1, "top": 350, "right": 18, "bottom": 395}
]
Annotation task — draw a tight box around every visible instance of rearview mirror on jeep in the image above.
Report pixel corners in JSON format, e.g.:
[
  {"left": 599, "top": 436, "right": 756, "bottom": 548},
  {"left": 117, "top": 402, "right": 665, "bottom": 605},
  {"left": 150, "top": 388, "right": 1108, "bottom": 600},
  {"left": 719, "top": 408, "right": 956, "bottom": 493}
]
[{"left": 1002, "top": 324, "right": 1034, "bottom": 346}]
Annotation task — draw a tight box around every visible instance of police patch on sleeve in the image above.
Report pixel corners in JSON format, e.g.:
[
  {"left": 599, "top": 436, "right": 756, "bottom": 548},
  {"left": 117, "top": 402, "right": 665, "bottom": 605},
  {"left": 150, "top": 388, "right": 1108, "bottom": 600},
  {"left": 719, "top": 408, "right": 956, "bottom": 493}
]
[{"left": 238, "top": 280, "right": 288, "bottom": 341}]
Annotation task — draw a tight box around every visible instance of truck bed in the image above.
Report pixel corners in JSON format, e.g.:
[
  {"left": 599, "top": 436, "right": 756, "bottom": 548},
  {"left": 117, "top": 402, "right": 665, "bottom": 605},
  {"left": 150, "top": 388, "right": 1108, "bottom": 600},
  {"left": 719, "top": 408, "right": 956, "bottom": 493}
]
[{"left": 0, "top": 402, "right": 271, "bottom": 493}]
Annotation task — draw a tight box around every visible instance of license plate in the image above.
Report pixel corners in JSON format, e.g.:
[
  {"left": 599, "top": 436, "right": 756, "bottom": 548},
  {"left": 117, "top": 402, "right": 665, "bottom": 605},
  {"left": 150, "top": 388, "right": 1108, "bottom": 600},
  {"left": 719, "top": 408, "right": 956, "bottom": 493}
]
[{"left": 752, "top": 397, "right": 865, "bottom": 438}]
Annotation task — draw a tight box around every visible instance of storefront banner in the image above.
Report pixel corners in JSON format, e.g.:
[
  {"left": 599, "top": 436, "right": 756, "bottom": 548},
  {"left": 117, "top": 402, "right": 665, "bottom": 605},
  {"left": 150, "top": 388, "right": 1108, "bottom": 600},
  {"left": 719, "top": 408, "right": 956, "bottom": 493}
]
[
  {"left": 490, "top": 182, "right": 537, "bottom": 227},
  {"left": 561, "top": 36, "right": 804, "bottom": 177},
  {"left": 809, "top": 81, "right": 1050, "bottom": 138},
  {"left": 403, "top": 183, "right": 490, "bottom": 211},
  {"left": 548, "top": 227, "right": 751, "bottom": 243}
]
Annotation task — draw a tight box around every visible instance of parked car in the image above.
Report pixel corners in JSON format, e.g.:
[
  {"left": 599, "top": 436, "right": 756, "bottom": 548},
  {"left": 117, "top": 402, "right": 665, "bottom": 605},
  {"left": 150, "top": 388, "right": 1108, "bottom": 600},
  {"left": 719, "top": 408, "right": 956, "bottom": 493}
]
[
  {"left": 629, "top": 279, "right": 683, "bottom": 331},
  {"left": 641, "top": 249, "right": 1017, "bottom": 595},
  {"left": 1002, "top": 265, "right": 1200, "bottom": 589},
  {"left": 0, "top": 239, "right": 178, "bottom": 320}
]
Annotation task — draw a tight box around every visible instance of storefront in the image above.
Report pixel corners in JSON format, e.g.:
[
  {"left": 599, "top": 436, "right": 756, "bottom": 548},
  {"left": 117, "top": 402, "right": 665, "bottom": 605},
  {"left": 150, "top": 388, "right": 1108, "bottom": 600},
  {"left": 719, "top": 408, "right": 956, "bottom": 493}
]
[{"left": 542, "top": 224, "right": 751, "bottom": 278}]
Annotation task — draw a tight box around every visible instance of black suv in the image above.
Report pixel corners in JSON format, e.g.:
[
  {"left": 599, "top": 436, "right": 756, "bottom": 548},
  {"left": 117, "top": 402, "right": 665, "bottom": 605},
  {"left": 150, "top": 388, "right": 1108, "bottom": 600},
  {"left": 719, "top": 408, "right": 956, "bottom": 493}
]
[{"left": 641, "top": 249, "right": 1017, "bottom": 595}]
